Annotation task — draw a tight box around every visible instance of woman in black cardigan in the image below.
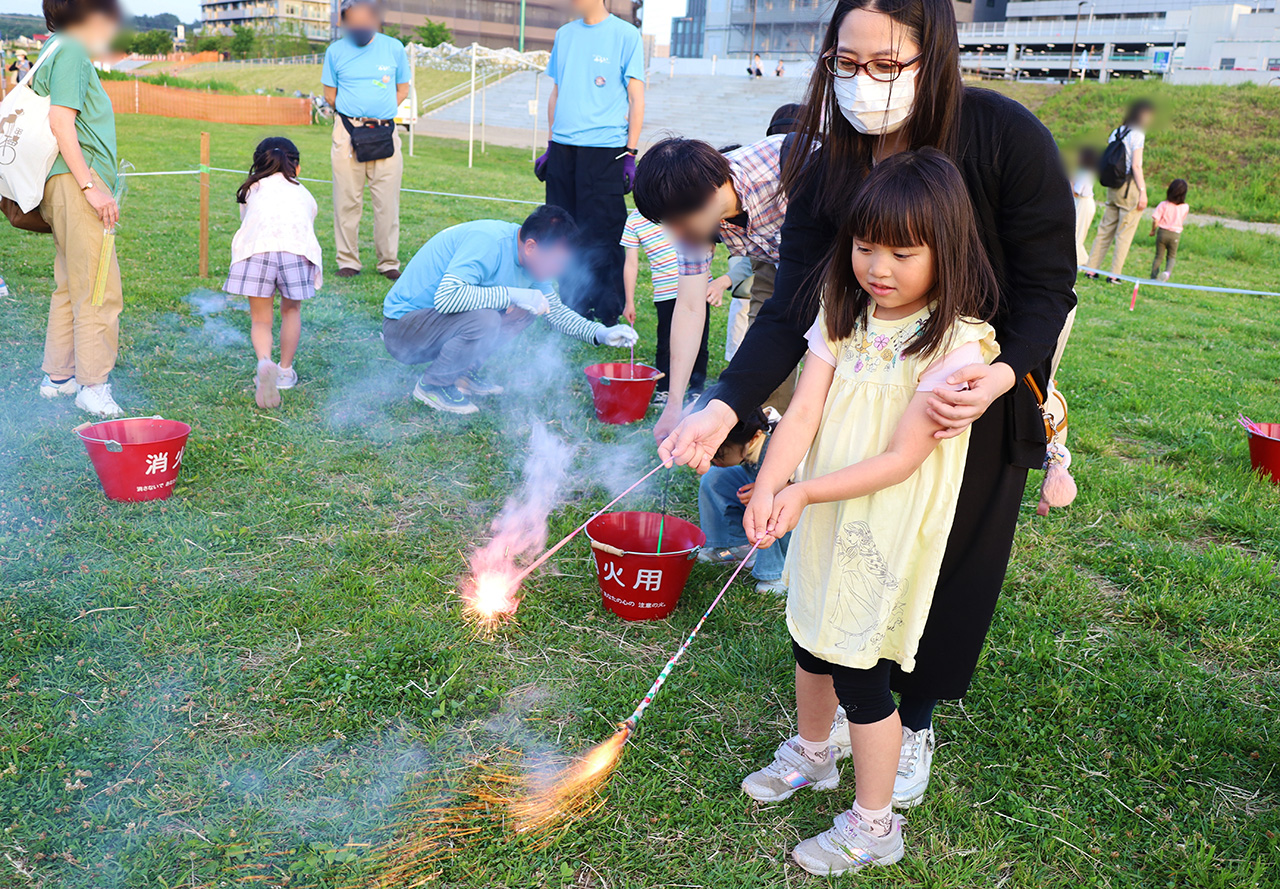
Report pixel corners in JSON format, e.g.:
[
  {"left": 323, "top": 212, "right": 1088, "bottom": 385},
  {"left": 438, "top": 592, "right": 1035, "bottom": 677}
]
[{"left": 659, "top": 0, "right": 1077, "bottom": 811}]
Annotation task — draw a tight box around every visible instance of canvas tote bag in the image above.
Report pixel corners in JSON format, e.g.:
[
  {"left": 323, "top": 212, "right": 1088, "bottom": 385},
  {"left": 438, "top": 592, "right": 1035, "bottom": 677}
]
[{"left": 0, "top": 37, "right": 64, "bottom": 214}]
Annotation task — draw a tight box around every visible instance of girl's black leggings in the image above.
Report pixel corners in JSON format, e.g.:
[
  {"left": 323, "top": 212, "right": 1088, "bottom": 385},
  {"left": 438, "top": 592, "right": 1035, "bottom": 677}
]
[{"left": 793, "top": 640, "right": 938, "bottom": 730}]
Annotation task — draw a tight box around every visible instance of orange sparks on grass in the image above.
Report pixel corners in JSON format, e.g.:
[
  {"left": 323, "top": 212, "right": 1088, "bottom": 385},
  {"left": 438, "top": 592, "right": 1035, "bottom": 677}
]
[{"left": 507, "top": 724, "right": 632, "bottom": 833}]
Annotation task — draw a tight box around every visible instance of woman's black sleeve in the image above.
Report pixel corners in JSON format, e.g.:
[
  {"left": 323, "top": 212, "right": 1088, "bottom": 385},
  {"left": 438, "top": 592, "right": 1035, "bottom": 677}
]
[
  {"left": 989, "top": 104, "right": 1078, "bottom": 380},
  {"left": 708, "top": 166, "right": 833, "bottom": 421}
]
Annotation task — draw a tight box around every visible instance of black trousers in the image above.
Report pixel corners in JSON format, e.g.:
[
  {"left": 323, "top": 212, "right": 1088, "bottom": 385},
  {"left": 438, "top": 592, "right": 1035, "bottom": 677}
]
[
  {"left": 654, "top": 299, "right": 710, "bottom": 394},
  {"left": 544, "top": 142, "right": 627, "bottom": 326},
  {"left": 889, "top": 391, "right": 1029, "bottom": 701}
]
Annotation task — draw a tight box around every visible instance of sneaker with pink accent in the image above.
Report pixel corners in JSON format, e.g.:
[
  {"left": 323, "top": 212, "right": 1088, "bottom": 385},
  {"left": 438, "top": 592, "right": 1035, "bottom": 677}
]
[
  {"left": 276, "top": 365, "right": 299, "bottom": 390},
  {"left": 792, "top": 809, "right": 905, "bottom": 876},
  {"left": 741, "top": 739, "right": 838, "bottom": 803}
]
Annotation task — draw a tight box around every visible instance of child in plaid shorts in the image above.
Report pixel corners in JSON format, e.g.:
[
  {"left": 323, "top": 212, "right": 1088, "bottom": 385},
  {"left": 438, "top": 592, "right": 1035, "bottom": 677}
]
[{"left": 225, "top": 137, "right": 323, "bottom": 409}]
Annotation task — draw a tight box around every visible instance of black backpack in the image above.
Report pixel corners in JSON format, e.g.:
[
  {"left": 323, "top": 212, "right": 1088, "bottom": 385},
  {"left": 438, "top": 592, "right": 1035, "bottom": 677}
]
[{"left": 1098, "top": 126, "right": 1131, "bottom": 188}]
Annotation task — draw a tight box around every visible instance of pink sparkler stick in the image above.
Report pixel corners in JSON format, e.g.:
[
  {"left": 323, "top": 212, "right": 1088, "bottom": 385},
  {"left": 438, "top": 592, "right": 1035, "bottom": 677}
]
[
  {"left": 510, "top": 462, "right": 667, "bottom": 587},
  {"left": 623, "top": 539, "right": 763, "bottom": 729}
]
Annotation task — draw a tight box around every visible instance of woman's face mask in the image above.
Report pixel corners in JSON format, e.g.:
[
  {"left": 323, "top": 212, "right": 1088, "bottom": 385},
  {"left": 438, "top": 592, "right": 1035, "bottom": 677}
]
[{"left": 831, "top": 67, "right": 917, "bottom": 136}]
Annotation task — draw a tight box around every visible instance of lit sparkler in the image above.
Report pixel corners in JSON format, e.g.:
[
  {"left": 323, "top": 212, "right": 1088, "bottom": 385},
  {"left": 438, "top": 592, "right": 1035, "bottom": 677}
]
[
  {"left": 463, "top": 462, "right": 667, "bottom": 625},
  {"left": 506, "top": 540, "right": 763, "bottom": 831}
]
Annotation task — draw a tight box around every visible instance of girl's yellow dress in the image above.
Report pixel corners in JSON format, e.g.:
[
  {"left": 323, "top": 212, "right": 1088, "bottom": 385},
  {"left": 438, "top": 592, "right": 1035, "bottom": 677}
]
[{"left": 784, "top": 304, "right": 999, "bottom": 672}]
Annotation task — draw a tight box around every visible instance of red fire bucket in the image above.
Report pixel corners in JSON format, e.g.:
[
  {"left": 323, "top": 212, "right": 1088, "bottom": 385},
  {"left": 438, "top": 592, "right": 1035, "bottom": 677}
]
[
  {"left": 74, "top": 416, "right": 192, "bottom": 502},
  {"left": 586, "top": 510, "right": 706, "bottom": 621},
  {"left": 1245, "top": 422, "right": 1280, "bottom": 484},
  {"left": 583, "top": 363, "right": 663, "bottom": 424}
]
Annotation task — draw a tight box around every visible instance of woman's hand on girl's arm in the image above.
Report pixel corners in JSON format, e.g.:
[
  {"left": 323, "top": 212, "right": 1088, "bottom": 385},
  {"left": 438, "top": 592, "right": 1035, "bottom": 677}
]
[{"left": 925, "top": 361, "right": 1016, "bottom": 439}]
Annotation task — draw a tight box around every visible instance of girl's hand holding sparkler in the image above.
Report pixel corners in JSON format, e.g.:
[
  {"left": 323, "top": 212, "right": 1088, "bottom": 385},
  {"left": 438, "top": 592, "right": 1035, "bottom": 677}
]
[{"left": 744, "top": 483, "right": 807, "bottom": 549}]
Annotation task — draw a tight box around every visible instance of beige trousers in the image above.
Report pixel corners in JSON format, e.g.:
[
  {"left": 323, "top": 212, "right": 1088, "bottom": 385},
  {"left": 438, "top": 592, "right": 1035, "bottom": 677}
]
[
  {"left": 331, "top": 119, "right": 403, "bottom": 274},
  {"left": 38, "top": 171, "right": 122, "bottom": 385},
  {"left": 1086, "top": 183, "right": 1143, "bottom": 277}
]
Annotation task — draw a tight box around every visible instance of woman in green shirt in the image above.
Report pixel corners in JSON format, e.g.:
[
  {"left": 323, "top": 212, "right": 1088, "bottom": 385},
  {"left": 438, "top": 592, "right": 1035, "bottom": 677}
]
[{"left": 31, "top": 0, "right": 125, "bottom": 417}]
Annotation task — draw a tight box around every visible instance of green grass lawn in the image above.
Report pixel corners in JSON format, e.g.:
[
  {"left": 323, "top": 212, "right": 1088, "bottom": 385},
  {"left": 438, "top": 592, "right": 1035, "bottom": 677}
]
[
  {"left": 168, "top": 63, "right": 471, "bottom": 111},
  {"left": 0, "top": 115, "right": 1278, "bottom": 889}
]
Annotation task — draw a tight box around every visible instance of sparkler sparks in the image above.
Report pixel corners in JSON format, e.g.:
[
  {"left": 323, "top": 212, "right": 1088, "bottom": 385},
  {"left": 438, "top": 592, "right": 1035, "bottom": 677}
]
[
  {"left": 507, "top": 724, "right": 632, "bottom": 833},
  {"left": 494, "top": 540, "right": 763, "bottom": 833},
  {"left": 460, "top": 462, "right": 666, "bottom": 625}
]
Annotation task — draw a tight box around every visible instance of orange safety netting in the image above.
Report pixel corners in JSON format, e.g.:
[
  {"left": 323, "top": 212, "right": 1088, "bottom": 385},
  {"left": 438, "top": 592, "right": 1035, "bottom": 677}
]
[{"left": 102, "top": 81, "right": 311, "bottom": 127}]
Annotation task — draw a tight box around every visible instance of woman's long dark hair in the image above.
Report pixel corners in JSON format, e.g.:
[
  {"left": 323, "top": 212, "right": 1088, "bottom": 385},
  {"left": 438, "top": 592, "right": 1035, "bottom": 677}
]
[
  {"left": 780, "top": 0, "right": 964, "bottom": 222},
  {"left": 236, "top": 137, "right": 301, "bottom": 204},
  {"left": 822, "top": 148, "right": 998, "bottom": 360}
]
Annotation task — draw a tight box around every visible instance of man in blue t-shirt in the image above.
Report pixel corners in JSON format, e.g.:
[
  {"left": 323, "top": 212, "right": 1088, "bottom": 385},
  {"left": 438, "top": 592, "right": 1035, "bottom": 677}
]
[
  {"left": 534, "top": 0, "right": 645, "bottom": 326},
  {"left": 381, "top": 206, "right": 639, "bottom": 414},
  {"left": 322, "top": 0, "right": 411, "bottom": 281}
]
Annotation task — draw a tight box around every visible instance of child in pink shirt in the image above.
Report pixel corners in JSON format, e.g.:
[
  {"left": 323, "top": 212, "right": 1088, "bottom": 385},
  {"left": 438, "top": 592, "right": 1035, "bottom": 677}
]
[{"left": 1150, "top": 179, "right": 1189, "bottom": 282}]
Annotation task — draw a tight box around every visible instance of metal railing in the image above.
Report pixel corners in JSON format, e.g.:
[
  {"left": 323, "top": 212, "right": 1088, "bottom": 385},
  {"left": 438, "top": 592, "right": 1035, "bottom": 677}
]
[{"left": 957, "top": 17, "right": 1176, "bottom": 42}]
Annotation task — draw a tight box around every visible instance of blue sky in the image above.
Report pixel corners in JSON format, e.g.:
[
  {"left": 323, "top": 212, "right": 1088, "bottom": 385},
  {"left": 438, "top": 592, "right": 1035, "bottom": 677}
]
[{"left": 2, "top": 0, "right": 683, "bottom": 41}]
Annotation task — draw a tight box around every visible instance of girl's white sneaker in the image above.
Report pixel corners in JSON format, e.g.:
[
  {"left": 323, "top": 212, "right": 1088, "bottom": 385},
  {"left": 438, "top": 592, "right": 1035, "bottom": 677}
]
[
  {"left": 893, "top": 726, "right": 934, "bottom": 808},
  {"left": 792, "top": 810, "right": 905, "bottom": 876},
  {"left": 74, "top": 383, "right": 122, "bottom": 418},
  {"left": 742, "top": 739, "right": 838, "bottom": 802},
  {"left": 254, "top": 359, "right": 280, "bottom": 409},
  {"left": 276, "top": 365, "right": 299, "bottom": 390},
  {"left": 40, "top": 375, "right": 81, "bottom": 398}
]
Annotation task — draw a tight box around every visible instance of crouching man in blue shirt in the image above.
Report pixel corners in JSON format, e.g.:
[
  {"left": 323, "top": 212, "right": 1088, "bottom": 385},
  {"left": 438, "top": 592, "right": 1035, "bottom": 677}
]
[{"left": 382, "top": 205, "right": 640, "bottom": 414}]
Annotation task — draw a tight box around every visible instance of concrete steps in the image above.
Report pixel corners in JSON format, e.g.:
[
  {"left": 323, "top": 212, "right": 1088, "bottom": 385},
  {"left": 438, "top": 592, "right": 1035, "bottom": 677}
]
[{"left": 424, "top": 70, "right": 809, "bottom": 149}]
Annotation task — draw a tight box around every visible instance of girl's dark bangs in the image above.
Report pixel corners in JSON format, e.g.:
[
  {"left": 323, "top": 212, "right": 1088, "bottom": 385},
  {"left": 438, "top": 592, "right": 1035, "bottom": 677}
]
[{"left": 848, "top": 174, "right": 931, "bottom": 248}]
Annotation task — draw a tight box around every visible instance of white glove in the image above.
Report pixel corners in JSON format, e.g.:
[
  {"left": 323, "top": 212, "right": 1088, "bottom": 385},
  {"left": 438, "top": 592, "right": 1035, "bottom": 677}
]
[
  {"left": 508, "top": 287, "right": 550, "bottom": 315},
  {"left": 597, "top": 324, "right": 640, "bottom": 348}
]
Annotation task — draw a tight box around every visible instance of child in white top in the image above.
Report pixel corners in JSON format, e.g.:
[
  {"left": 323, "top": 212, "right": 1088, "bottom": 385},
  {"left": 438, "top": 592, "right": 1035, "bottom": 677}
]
[
  {"left": 224, "top": 137, "right": 323, "bottom": 409},
  {"left": 1071, "top": 146, "right": 1098, "bottom": 265}
]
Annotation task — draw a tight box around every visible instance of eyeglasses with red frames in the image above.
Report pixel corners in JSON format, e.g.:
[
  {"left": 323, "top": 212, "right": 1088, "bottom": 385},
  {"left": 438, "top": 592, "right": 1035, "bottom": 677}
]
[{"left": 821, "top": 51, "right": 922, "bottom": 82}]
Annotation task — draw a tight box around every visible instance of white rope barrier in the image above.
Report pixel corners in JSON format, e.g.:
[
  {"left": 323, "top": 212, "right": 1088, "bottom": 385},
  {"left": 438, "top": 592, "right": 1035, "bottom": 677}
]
[
  {"left": 1078, "top": 265, "right": 1280, "bottom": 298},
  {"left": 122, "top": 166, "right": 542, "bottom": 206}
]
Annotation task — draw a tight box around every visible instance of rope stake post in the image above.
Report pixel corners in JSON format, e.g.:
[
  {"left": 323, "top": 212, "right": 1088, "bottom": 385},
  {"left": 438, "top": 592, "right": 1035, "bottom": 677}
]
[{"left": 198, "top": 132, "right": 210, "bottom": 279}]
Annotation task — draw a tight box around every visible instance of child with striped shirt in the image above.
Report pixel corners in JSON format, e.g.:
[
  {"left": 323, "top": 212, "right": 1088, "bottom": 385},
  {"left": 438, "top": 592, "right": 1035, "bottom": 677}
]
[{"left": 621, "top": 208, "right": 727, "bottom": 406}]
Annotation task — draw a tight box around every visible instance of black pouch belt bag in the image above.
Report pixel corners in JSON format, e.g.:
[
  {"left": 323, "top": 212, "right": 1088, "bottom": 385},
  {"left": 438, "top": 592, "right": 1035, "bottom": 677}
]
[{"left": 341, "top": 114, "right": 396, "bottom": 163}]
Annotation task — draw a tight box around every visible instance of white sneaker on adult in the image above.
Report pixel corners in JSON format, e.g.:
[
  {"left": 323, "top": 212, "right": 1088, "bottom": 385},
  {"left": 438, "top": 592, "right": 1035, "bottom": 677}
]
[
  {"left": 828, "top": 705, "right": 853, "bottom": 760},
  {"left": 40, "top": 375, "right": 81, "bottom": 399},
  {"left": 792, "top": 809, "right": 905, "bottom": 876},
  {"left": 75, "top": 383, "right": 123, "bottom": 418},
  {"left": 893, "top": 725, "right": 934, "bottom": 808}
]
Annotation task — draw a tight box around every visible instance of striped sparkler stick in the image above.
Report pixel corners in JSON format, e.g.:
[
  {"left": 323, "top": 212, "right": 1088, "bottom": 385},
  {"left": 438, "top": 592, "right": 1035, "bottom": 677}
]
[{"left": 622, "top": 538, "right": 763, "bottom": 729}]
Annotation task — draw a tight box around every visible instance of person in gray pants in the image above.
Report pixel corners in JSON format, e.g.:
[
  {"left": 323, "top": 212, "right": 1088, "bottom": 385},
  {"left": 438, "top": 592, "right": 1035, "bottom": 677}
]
[{"left": 381, "top": 206, "right": 639, "bottom": 414}]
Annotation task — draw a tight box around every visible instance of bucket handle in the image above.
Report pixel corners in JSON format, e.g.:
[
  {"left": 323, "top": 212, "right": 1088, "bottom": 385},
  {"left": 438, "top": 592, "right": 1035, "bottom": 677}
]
[
  {"left": 73, "top": 415, "right": 166, "bottom": 453},
  {"left": 592, "top": 539, "right": 699, "bottom": 559},
  {"left": 597, "top": 372, "right": 666, "bottom": 386},
  {"left": 591, "top": 540, "right": 627, "bottom": 557}
]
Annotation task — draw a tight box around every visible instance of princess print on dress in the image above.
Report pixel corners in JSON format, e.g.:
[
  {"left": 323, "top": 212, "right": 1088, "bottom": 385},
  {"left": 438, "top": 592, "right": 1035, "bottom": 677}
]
[{"left": 832, "top": 521, "right": 907, "bottom": 654}]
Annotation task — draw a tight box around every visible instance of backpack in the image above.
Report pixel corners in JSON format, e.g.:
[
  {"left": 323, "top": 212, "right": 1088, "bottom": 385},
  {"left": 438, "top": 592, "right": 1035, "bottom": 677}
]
[
  {"left": 1097, "top": 125, "right": 1131, "bottom": 189},
  {"left": 0, "top": 37, "right": 63, "bottom": 214}
]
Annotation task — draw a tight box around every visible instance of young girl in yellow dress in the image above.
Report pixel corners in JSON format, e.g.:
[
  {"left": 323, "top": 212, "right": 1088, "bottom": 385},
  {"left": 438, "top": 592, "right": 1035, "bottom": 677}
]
[{"left": 741, "top": 149, "right": 1001, "bottom": 876}]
